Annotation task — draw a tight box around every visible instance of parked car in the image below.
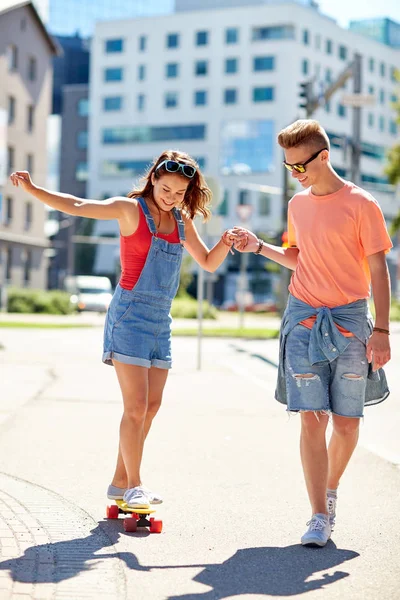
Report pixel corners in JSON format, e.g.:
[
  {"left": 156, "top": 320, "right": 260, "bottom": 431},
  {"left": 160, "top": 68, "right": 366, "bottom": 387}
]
[{"left": 64, "top": 275, "right": 113, "bottom": 313}]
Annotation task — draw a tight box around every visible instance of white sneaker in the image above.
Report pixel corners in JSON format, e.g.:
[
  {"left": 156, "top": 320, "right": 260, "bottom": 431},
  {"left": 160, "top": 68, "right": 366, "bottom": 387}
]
[
  {"left": 142, "top": 485, "right": 163, "bottom": 505},
  {"left": 301, "top": 513, "right": 331, "bottom": 547},
  {"left": 123, "top": 486, "right": 150, "bottom": 509}
]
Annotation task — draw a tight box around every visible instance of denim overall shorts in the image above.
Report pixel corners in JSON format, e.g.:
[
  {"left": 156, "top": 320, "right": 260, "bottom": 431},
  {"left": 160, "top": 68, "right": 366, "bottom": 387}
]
[{"left": 102, "top": 197, "right": 185, "bottom": 369}]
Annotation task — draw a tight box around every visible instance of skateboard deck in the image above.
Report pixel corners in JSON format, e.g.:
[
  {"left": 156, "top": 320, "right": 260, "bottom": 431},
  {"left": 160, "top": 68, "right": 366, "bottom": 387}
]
[{"left": 106, "top": 499, "right": 162, "bottom": 533}]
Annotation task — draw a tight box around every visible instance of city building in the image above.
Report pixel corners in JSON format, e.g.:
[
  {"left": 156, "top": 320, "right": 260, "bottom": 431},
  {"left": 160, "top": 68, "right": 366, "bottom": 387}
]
[
  {"left": 42, "top": 0, "right": 174, "bottom": 37},
  {"left": 47, "top": 84, "right": 89, "bottom": 289},
  {"left": 0, "top": 0, "right": 59, "bottom": 296},
  {"left": 350, "top": 18, "right": 400, "bottom": 49},
  {"left": 87, "top": 0, "right": 399, "bottom": 302}
]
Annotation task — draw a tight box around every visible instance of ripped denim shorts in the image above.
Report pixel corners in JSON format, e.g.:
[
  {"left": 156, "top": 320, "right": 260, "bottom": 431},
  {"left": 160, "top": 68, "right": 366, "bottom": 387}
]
[{"left": 285, "top": 325, "right": 368, "bottom": 418}]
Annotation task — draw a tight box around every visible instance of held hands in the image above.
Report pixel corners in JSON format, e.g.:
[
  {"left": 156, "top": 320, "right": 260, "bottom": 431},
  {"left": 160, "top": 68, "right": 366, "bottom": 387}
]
[
  {"left": 366, "top": 331, "right": 391, "bottom": 371},
  {"left": 10, "top": 171, "right": 35, "bottom": 193},
  {"left": 231, "top": 227, "right": 260, "bottom": 253},
  {"left": 221, "top": 228, "right": 248, "bottom": 254}
]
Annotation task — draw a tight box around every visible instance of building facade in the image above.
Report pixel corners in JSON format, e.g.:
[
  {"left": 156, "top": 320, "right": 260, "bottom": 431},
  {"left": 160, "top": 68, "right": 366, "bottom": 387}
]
[
  {"left": 0, "top": 1, "right": 59, "bottom": 297},
  {"left": 87, "top": 1, "right": 400, "bottom": 302}
]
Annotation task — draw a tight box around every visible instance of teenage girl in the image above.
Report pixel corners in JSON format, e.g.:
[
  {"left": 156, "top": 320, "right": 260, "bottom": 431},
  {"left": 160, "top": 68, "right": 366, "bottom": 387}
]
[{"left": 10, "top": 150, "right": 246, "bottom": 508}]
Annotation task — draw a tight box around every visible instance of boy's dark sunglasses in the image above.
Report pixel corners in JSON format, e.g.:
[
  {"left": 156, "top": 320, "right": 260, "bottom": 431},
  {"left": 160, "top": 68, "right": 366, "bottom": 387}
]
[
  {"left": 156, "top": 160, "right": 196, "bottom": 178},
  {"left": 283, "top": 147, "right": 328, "bottom": 173}
]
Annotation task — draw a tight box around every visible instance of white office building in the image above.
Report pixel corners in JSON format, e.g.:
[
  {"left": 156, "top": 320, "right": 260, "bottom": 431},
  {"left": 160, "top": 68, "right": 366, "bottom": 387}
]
[{"left": 87, "top": 0, "right": 400, "bottom": 301}]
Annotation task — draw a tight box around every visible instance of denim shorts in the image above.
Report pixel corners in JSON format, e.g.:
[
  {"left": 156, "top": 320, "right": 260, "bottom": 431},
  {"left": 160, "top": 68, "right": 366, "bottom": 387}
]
[
  {"left": 285, "top": 325, "right": 368, "bottom": 417},
  {"left": 102, "top": 284, "right": 172, "bottom": 369}
]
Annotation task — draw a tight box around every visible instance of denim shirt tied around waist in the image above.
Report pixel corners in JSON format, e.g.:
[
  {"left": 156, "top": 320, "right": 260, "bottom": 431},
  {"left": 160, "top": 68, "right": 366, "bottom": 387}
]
[{"left": 275, "top": 294, "right": 390, "bottom": 407}]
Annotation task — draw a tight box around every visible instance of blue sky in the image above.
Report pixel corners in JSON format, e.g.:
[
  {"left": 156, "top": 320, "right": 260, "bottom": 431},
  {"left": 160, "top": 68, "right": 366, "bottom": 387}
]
[{"left": 317, "top": 0, "right": 400, "bottom": 28}]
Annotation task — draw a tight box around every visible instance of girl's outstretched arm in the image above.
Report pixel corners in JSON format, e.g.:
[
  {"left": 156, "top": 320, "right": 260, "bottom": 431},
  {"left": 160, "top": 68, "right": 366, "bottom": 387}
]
[
  {"left": 10, "top": 170, "right": 133, "bottom": 221},
  {"left": 183, "top": 217, "right": 246, "bottom": 272}
]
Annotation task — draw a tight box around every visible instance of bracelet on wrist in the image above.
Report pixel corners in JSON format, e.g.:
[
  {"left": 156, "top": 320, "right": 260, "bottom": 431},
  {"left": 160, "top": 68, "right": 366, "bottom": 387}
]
[
  {"left": 373, "top": 327, "right": 390, "bottom": 335},
  {"left": 254, "top": 239, "right": 264, "bottom": 255}
]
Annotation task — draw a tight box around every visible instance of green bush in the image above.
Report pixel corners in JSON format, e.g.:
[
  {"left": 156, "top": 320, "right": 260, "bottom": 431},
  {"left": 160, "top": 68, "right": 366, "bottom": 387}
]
[
  {"left": 7, "top": 288, "right": 75, "bottom": 315},
  {"left": 171, "top": 297, "right": 217, "bottom": 319}
]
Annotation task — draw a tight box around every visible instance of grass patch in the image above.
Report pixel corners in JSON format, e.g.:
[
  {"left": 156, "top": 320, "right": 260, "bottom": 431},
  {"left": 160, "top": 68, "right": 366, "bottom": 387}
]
[
  {"left": 173, "top": 328, "right": 280, "bottom": 339},
  {"left": 0, "top": 322, "right": 94, "bottom": 329}
]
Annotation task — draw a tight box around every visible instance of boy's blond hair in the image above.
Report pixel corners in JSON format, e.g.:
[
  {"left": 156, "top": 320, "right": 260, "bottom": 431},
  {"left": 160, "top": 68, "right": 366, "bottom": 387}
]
[{"left": 277, "top": 120, "right": 330, "bottom": 152}]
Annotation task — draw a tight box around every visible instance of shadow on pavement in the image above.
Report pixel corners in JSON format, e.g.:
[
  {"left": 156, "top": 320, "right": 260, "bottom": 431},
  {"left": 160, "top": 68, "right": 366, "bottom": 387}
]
[
  {"left": 0, "top": 519, "right": 359, "bottom": 598},
  {"left": 0, "top": 520, "right": 151, "bottom": 584},
  {"left": 159, "top": 543, "right": 359, "bottom": 599}
]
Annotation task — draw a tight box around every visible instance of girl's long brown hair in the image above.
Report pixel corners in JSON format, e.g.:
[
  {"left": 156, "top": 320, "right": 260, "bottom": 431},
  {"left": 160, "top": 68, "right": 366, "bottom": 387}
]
[{"left": 127, "top": 150, "right": 212, "bottom": 221}]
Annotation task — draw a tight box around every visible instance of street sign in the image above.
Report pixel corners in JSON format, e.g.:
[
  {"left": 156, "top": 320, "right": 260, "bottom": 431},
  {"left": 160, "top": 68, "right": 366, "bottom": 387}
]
[{"left": 341, "top": 94, "right": 375, "bottom": 107}]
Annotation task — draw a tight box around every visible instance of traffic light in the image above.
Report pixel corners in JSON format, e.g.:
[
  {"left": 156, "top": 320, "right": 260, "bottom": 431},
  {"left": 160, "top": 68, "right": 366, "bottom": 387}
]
[{"left": 298, "top": 81, "right": 313, "bottom": 113}]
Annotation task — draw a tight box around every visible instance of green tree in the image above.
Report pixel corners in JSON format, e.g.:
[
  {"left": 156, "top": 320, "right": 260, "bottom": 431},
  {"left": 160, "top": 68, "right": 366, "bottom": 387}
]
[{"left": 385, "top": 70, "right": 400, "bottom": 233}]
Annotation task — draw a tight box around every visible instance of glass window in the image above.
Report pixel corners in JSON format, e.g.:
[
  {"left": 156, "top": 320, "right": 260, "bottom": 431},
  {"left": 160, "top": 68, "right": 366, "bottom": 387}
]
[
  {"left": 76, "top": 162, "right": 88, "bottom": 181},
  {"left": 7, "top": 45, "right": 18, "bottom": 71},
  {"left": 368, "top": 113, "right": 374, "bottom": 127},
  {"left": 196, "top": 31, "right": 209, "bottom": 46},
  {"left": 226, "top": 28, "right": 238, "bottom": 44},
  {"left": 325, "top": 68, "right": 332, "bottom": 83},
  {"left": 194, "top": 90, "right": 207, "bottom": 106},
  {"left": 302, "top": 59, "right": 309, "bottom": 76},
  {"left": 224, "top": 89, "right": 237, "bottom": 104},
  {"left": 23, "top": 249, "right": 32, "bottom": 283},
  {"left": 368, "top": 85, "right": 375, "bottom": 95},
  {"left": 337, "top": 104, "right": 347, "bottom": 118},
  {"left": 195, "top": 60, "right": 208, "bottom": 76},
  {"left": 138, "top": 65, "right": 146, "bottom": 81},
  {"left": 26, "top": 153, "right": 33, "bottom": 173},
  {"left": 380, "top": 62, "right": 386, "bottom": 77},
  {"left": 221, "top": 120, "right": 274, "bottom": 175},
  {"left": 369, "top": 58, "right": 375, "bottom": 72},
  {"left": 25, "top": 202, "right": 33, "bottom": 230},
  {"left": 139, "top": 36, "right": 147, "bottom": 52},
  {"left": 103, "top": 124, "right": 206, "bottom": 144},
  {"left": 390, "top": 66, "right": 397, "bottom": 82},
  {"left": 379, "top": 115, "right": 385, "bottom": 132},
  {"left": 326, "top": 39, "right": 333, "bottom": 54},
  {"left": 239, "top": 190, "right": 250, "bottom": 205},
  {"left": 78, "top": 98, "right": 89, "bottom": 116},
  {"left": 5, "top": 247, "right": 12, "bottom": 280},
  {"left": 379, "top": 89, "right": 385, "bottom": 104},
  {"left": 253, "top": 56, "right": 274, "bottom": 71},
  {"left": 28, "top": 56, "right": 37, "bottom": 81},
  {"left": 166, "top": 63, "right": 179, "bottom": 78},
  {"left": 103, "top": 96, "right": 122, "bottom": 111},
  {"left": 390, "top": 120, "right": 398, "bottom": 135},
  {"left": 7, "top": 146, "right": 14, "bottom": 172},
  {"left": 339, "top": 45, "right": 347, "bottom": 60},
  {"left": 218, "top": 190, "right": 229, "bottom": 216},
  {"left": 137, "top": 94, "right": 145, "bottom": 111},
  {"left": 104, "top": 68, "right": 123, "bottom": 82},
  {"left": 259, "top": 193, "right": 271, "bottom": 216},
  {"left": 101, "top": 160, "right": 150, "bottom": 177},
  {"left": 225, "top": 58, "right": 238, "bottom": 74},
  {"left": 252, "top": 26, "right": 295, "bottom": 41},
  {"left": 105, "top": 39, "right": 124, "bottom": 53},
  {"left": 167, "top": 33, "right": 179, "bottom": 48},
  {"left": 27, "top": 105, "right": 34, "bottom": 132},
  {"left": 5, "top": 197, "right": 13, "bottom": 225},
  {"left": 165, "top": 92, "right": 178, "bottom": 108},
  {"left": 77, "top": 131, "right": 88, "bottom": 149},
  {"left": 253, "top": 87, "right": 274, "bottom": 102},
  {"left": 8, "top": 96, "right": 15, "bottom": 125},
  {"left": 303, "top": 29, "right": 309, "bottom": 45},
  {"left": 325, "top": 100, "right": 331, "bottom": 113}
]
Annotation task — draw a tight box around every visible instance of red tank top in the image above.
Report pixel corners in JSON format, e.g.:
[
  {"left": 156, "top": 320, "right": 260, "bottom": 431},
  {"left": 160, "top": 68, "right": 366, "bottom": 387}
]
[{"left": 119, "top": 204, "right": 180, "bottom": 290}]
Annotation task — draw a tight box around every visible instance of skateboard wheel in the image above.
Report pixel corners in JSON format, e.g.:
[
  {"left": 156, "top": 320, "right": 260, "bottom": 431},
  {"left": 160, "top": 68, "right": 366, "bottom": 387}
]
[
  {"left": 106, "top": 505, "right": 119, "bottom": 519},
  {"left": 124, "top": 517, "right": 137, "bottom": 533},
  {"left": 149, "top": 519, "right": 162, "bottom": 534}
]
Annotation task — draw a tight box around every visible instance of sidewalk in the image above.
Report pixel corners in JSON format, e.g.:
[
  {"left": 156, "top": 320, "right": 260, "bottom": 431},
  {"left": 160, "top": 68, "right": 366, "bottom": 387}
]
[{"left": 0, "top": 329, "right": 399, "bottom": 599}]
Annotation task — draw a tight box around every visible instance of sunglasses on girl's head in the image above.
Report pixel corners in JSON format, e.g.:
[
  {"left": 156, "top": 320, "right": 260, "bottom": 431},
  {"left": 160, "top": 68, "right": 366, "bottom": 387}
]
[
  {"left": 156, "top": 160, "right": 196, "bottom": 178},
  {"left": 283, "top": 147, "right": 328, "bottom": 173}
]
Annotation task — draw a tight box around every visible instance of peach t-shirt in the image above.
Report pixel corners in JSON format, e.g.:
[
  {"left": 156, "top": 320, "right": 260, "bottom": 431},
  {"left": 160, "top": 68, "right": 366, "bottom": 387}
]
[{"left": 287, "top": 181, "right": 392, "bottom": 333}]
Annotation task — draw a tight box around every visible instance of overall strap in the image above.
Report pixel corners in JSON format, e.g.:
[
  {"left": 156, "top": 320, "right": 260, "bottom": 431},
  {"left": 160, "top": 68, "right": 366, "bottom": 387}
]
[
  {"left": 137, "top": 197, "right": 157, "bottom": 235},
  {"left": 172, "top": 208, "right": 186, "bottom": 243}
]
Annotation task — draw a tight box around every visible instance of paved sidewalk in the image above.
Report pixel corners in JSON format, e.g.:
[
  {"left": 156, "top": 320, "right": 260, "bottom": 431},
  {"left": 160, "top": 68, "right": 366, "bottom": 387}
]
[{"left": 0, "top": 329, "right": 399, "bottom": 599}]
